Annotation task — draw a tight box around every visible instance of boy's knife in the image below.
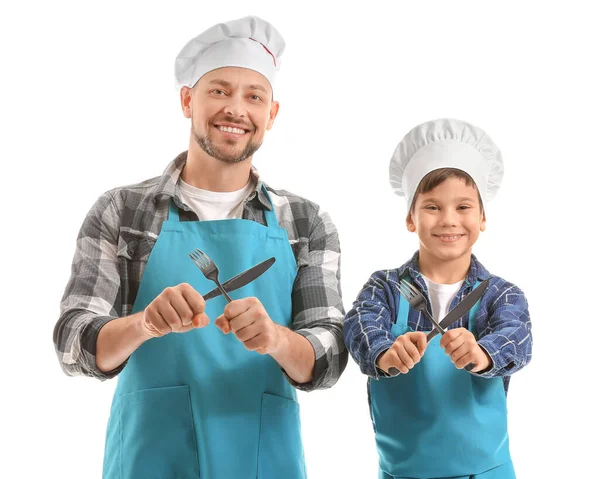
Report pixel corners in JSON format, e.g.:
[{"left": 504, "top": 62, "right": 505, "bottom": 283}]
[
  {"left": 426, "top": 279, "right": 489, "bottom": 342},
  {"left": 202, "top": 257, "right": 276, "bottom": 301}
]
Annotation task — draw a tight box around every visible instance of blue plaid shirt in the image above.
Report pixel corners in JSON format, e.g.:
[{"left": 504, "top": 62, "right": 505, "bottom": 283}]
[{"left": 343, "top": 252, "right": 532, "bottom": 392}]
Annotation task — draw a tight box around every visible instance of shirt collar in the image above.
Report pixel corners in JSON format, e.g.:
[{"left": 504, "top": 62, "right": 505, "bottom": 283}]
[
  {"left": 152, "top": 151, "right": 273, "bottom": 211},
  {"left": 397, "top": 251, "right": 491, "bottom": 286}
]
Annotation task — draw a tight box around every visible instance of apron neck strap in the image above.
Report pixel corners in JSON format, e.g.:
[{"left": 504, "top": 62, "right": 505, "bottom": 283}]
[
  {"left": 468, "top": 280, "right": 482, "bottom": 335},
  {"left": 261, "top": 185, "right": 279, "bottom": 228},
  {"left": 168, "top": 198, "right": 180, "bottom": 222}
]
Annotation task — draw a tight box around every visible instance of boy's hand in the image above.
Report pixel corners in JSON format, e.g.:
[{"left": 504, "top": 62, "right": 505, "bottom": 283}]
[
  {"left": 377, "top": 332, "right": 428, "bottom": 375},
  {"left": 440, "top": 327, "right": 492, "bottom": 373}
]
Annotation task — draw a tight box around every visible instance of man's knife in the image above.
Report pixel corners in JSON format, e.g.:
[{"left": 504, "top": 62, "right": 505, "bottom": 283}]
[{"left": 202, "top": 257, "right": 276, "bottom": 301}]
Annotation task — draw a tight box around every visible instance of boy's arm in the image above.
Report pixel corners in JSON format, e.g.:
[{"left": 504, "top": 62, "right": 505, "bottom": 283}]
[
  {"left": 343, "top": 270, "right": 397, "bottom": 378},
  {"left": 475, "top": 281, "right": 532, "bottom": 378}
]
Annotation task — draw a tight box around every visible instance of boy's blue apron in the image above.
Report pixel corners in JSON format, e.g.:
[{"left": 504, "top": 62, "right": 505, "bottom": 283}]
[
  {"left": 370, "top": 277, "right": 514, "bottom": 479},
  {"left": 102, "top": 189, "right": 306, "bottom": 479}
]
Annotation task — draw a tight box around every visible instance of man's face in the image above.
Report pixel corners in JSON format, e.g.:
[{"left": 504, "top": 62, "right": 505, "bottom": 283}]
[
  {"left": 181, "top": 67, "right": 279, "bottom": 164},
  {"left": 406, "top": 177, "right": 486, "bottom": 262}
]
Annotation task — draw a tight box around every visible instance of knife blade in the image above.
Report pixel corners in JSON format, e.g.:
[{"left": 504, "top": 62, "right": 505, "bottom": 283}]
[
  {"left": 426, "top": 279, "right": 489, "bottom": 342},
  {"left": 202, "top": 257, "right": 276, "bottom": 301}
]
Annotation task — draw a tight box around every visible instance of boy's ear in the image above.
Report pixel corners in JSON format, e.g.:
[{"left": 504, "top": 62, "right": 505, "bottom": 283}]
[
  {"left": 480, "top": 211, "right": 487, "bottom": 232},
  {"left": 406, "top": 212, "right": 416, "bottom": 232}
]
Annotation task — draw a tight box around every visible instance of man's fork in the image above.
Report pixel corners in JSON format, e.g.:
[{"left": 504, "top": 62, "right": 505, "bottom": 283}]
[{"left": 189, "top": 249, "right": 233, "bottom": 303}]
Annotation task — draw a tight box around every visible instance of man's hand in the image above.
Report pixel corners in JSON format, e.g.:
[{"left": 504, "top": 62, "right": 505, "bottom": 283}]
[
  {"left": 142, "top": 283, "right": 209, "bottom": 338},
  {"left": 215, "top": 297, "right": 281, "bottom": 355},
  {"left": 377, "top": 331, "right": 428, "bottom": 374},
  {"left": 440, "top": 327, "right": 492, "bottom": 373}
]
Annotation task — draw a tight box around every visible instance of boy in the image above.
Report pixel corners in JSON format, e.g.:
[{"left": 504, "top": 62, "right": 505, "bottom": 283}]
[{"left": 344, "top": 119, "right": 532, "bottom": 479}]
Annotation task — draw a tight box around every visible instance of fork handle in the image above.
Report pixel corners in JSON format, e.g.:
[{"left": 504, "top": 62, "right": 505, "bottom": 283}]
[
  {"left": 216, "top": 282, "right": 233, "bottom": 302},
  {"left": 423, "top": 310, "right": 446, "bottom": 337}
]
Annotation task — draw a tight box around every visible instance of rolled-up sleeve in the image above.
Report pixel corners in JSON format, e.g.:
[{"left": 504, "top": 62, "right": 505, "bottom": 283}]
[
  {"left": 53, "top": 192, "right": 124, "bottom": 380},
  {"left": 288, "top": 205, "right": 348, "bottom": 391}
]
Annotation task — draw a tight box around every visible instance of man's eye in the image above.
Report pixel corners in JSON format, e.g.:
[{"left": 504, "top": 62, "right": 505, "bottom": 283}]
[
  {"left": 250, "top": 94, "right": 262, "bottom": 101},
  {"left": 211, "top": 89, "right": 225, "bottom": 95}
]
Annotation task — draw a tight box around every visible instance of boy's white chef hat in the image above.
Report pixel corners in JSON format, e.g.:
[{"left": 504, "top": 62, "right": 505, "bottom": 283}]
[
  {"left": 389, "top": 118, "right": 504, "bottom": 212},
  {"left": 174, "top": 16, "right": 285, "bottom": 93}
]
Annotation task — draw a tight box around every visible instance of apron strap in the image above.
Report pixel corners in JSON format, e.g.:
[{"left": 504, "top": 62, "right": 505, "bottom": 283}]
[
  {"left": 261, "top": 185, "right": 280, "bottom": 228},
  {"left": 394, "top": 273, "right": 412, "bottom": 331},
  {"left": 468, "top": 280, "right": 482, "bottom": 337},
  {"left": 168, "top": 198, "right": 180, "bottom": 222}
]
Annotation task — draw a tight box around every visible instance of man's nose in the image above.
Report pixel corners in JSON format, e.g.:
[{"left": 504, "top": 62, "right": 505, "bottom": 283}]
[{"left": 223, "top": 94, "right": 246, "bottom": 118}]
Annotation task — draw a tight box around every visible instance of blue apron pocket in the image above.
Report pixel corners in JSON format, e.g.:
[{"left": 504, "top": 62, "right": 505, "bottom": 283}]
[
  {"left": 257, "top": 393, "right": 306, "bottom": 479},
  {"left": 119, "top": 385, "right": 200, "bottom": 479}
]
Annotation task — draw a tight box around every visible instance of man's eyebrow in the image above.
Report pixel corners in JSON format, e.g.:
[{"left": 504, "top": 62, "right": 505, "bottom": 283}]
[
  {"left": 248, "top": 84, "right": 269, "bottom": 94},
  {"left": 207, "top": 79, "right": 232, "bottom": 88}
]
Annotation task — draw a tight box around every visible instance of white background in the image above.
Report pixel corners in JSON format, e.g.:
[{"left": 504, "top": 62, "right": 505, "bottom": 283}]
[{"left": 1, "top": 1, "right": 598, "bottom": 478}]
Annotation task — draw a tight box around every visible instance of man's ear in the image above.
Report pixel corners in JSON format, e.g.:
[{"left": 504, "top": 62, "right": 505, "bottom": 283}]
[{"left": 180, "top": 86, "right": 193, "bottom": 119}]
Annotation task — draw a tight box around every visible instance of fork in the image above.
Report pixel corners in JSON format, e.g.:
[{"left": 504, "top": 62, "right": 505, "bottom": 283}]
[
  {"left": 399, "top": 279, "right": 445, "bottom": 336},
  {"left": 189, "top": 249, "right": 233, "bottom": 302},
  {"left": 399, "top": 279, "right": 476, "bottom": 372}
]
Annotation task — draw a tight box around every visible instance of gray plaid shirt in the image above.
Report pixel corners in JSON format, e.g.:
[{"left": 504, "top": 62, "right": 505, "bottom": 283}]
[{"left": 53, "top": 152, "right": 347, "bottom": 391}]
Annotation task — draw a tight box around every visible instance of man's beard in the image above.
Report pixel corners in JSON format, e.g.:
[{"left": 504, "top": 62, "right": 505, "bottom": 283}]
[{"left": 192, "top": 119, "right": 261, "bottom": 164}]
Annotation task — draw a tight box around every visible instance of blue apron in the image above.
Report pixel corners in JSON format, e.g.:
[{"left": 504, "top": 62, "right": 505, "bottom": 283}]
[
  {"left": 370, "top": 277, "right": 514, "bottom": 479},
  {"left": 102, "top": 189, "right": 307, "bottom": 479}
]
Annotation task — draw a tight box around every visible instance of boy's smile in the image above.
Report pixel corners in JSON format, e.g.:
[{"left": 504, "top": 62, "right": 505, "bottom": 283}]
[{"left": 407, "top": 177, "right": 486, "bottom": 265}]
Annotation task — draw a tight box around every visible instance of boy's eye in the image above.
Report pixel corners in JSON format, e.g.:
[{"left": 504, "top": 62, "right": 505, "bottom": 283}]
[
  {"left": 458, "top": 205, "right": 471, "bottom": 210},
  {"left": 425, "top": 205, "right": 439, "bottom": 210}
]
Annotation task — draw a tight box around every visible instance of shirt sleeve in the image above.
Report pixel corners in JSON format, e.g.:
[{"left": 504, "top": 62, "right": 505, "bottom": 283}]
[
  {"left": 475, "top": 281, "right": 533, "bottom": 379},
  {"left": 287, "top": 205, "right": 348, "bottom": 391},
  {"left": 343, "top": 270, "right": 397, "bottom": 379},
  {"left": 53, "top": 192, "right": 125, "bottom": 380}
]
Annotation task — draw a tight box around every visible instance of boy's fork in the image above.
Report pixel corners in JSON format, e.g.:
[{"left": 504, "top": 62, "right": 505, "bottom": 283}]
[
  {"left": 189, "top": 249, "right": 233, "bottom": 303},
  {"left": 398, "top": 279, "right": 445, "bottom": 336}
]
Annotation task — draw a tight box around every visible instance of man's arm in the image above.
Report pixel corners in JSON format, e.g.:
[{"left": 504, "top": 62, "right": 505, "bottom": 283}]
[
  {"left": 53, "top": 192, "right": 127, "bottom": 379},
  {"left": 284, "top": 205, "right": 348, "bottom": 391}
]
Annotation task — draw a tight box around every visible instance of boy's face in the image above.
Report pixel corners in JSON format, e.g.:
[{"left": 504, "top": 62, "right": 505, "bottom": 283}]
[{"left": 406, "top": 177, "right": 486, "bottom": 262}]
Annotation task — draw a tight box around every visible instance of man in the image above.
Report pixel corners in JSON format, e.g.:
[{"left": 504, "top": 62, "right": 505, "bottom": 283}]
[{"left": 53, "top": 16, "right": 347, "bottom": 479}]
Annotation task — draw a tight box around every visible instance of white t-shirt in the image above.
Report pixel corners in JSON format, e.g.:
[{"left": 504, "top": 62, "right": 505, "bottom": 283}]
[
  {"left": 421, "top": 275, "right": 465, "bottom": 323},
  {"left": 178, "top": 179, "right": 254, "bottom": 220}
]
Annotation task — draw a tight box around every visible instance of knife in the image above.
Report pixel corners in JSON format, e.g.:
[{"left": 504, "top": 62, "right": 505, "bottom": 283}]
[
  {"left": 426, "top": 279, "right": 489, "bottom": 342},
  {"left": 202, "top": 257, "right": 276, "bottom": 301}
]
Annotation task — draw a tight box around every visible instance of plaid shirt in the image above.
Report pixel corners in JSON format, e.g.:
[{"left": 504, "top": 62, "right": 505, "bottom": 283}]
[
  {"left": 53, "top": 152, "right": 347, "bottom": 391},
  {"left": 343, "top": 252, "right": 532, "bottom": 392}
]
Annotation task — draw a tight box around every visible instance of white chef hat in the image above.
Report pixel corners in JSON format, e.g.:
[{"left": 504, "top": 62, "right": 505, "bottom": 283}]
[
  {"left": 389, "top": 118, "right": 504, "bottom": 212},
  {"left": 174, "top": 16, "right": 285, "bottom": 94}
]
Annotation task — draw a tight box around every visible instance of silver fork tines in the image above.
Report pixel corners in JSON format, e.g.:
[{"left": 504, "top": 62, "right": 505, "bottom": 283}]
[
  {"left": 399, "top": 279, "right": 445, "bottom": 336},
  {"left": 189, "top": 249, "right": 233, "bottom": 303}
]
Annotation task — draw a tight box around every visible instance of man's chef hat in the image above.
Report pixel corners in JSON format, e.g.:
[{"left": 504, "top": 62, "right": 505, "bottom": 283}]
[
  {"left": 389, "top": 118, "right": 504, "bottom": 212},
  {"left": 174, "top": 16, "right": 285, "bottom": 93}
]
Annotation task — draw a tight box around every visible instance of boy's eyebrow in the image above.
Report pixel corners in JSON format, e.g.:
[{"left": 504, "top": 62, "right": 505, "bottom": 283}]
[{"left": 421, "top": 196, "right": 477, "bottom": 203}]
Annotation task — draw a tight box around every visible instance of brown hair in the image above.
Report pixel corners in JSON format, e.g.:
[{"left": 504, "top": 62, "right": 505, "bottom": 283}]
[{"left": 410, "top": 168, "right": 484, "bottom": 212}]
